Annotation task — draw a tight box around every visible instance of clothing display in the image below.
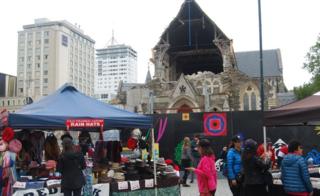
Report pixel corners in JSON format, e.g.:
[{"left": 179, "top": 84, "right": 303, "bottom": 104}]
[
  {"left": 94, "top": 141, "right": 108, "bottom": 164},
  {"left": 106, "top": 141, "right": 122, "bottom": 163},
  {"left": 30, "top": 132, "right": 45, "bottom": 164},
  {"left": 44, "top": 134, "right": 60, "bottom": 161}
]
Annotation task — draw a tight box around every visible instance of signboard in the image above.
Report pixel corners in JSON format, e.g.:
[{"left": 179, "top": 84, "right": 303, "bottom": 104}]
[
  {"left": 66, "top": 119, "right": 104, "bottom": 129},
  {"left": 203, "top": 113, "right": 227, "bottom": 136},
  {"left": 182, "top": 113, "right": 189, "bottom": 121},
  {"left": 152, "top": 143, "right": 159, "bottom": 160},
  {"left": 13, "top": 183, "right": 109, "bottom": 196}
]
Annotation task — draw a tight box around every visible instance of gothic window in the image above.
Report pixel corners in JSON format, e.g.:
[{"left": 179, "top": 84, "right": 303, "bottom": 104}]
[
  {"left": 213, "top": 80, "right": 220, "bottom": 94},
  {"left": 196, "top": 81, "right": 202, "bottom": 93},
  {"left": 251, "top": 92, "right": 257, "bottom": 110},
  {"left": 243, "top": 93, "right": 249, "bottom": 110},
  {"left": 205, "top": 81, "right": 212, "bottom": 94}
]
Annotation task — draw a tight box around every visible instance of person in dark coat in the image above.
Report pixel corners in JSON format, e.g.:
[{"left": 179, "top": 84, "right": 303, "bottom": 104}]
[
  {"left": 181, "top": 137, "right": 194, "bottom": 187},
  {"left": 57, "top": 138, "right": 86, "bottom": 196},
  {"left": 281, "top": 140, "right": 313, "bottom": 196},
  {"left": 242, "top": 138, "right": 271, "bottom": 196},
  {"left": 190, "top": 134, "right": 200, "bottom": 183}
]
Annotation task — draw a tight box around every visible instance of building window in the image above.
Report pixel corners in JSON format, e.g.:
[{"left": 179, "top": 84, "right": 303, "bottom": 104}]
[
  {"left": 251, "top": 93, "right": 257, "bottom": 110},
  {"left": 44, "top": 39, "right": 49, "bottom": 44},
  {"left": 44, "top": 54, "right": 48, "bottom": 59},
  {"left": 44, "top": 31, "right": 49, "bottom": 36},
  {"left": 44, "top": 70, "right": 48, "bottom": 75},
  {"left": 243, "top": 93, "right": 249, "bottom": 110},
  {"left": 19, "top": 88, "right": 23, "bottom": 93},
  {"left": 43, "top": 78, "right": 48, "bottom": 83},
  {"left": 101, "top": 94, "right": 108, "bottom": 99},
  {"left": 35, "top": 87, "right": 40, "bottom": 95}
]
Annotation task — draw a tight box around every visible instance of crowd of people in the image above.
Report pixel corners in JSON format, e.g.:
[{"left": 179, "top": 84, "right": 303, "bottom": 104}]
[{"left": 179, "top": 134, "right": 314, "bottom": 196}]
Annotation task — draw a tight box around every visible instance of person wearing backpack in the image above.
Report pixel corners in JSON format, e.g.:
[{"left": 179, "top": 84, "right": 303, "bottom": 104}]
[
  {"left": 227, "top": 136, "right": 242, "bottom": 196},
  {"left": 242, "top": 139, "right": 271, "bottom": 196}
]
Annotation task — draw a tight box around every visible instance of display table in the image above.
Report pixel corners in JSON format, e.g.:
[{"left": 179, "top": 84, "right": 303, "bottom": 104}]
[
  {"left": 13, "top": 183, "right": 110, "bottom": 196},
  {"left": 110, "top": 176, "right": 180, "bottom": 196},
  {"left": 271, "top": 178, "right": 320, "bottom": 196},
  {"left": 13, "top": 176, "right": 180, "bottom": 196}
]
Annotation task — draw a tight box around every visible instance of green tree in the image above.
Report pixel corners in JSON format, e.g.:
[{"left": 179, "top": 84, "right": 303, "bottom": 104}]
[{"left": 294, "top": 34, "right": 320, "bottom": 99}]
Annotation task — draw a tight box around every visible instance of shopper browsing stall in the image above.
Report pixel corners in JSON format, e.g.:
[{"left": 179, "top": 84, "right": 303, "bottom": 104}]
[
  {"left": 281, "top": 140, "right": 313, "bottom": 196},
  {"left": 57, "top": 138, "right": 86, "bottom": 196}
]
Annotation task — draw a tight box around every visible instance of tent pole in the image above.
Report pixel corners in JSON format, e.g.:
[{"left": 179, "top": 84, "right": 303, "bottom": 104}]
[
  {"left": 152, "top": 128, "right": 158, "bottom": 196},
  {"left": 263, "top": 126, "right": 267, "bottom": 161}
]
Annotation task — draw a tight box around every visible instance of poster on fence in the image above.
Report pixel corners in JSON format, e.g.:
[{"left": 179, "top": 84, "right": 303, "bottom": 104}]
[
  {"left": 203, "top": 113, "right": 227, "bottom": 136},
  {"left": 13, "top": 183, "right": 109, "bottom": 196}
]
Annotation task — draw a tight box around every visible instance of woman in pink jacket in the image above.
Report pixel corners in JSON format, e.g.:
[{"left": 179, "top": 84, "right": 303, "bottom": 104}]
[{"left": 187, "top": 139, "right": 217, "bottom": 196}]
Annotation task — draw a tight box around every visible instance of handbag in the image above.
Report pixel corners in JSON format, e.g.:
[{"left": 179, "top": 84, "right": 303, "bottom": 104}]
[{"left": 235, "top": 172, "right": 244, "bottom": 184}]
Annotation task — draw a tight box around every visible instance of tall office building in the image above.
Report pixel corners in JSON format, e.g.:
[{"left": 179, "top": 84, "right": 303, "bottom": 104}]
[
  {"left": 95, "top": 41, "right": 137, "bottom": 102},
  {"left": 16, "top": 18, "right": 95, "bottom": 101}
]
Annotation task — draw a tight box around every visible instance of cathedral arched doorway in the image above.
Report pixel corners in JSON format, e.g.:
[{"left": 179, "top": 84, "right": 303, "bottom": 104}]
[
  {"left": 177, "top": 104, "right": 193, "bottom": 113},
  {"left": 167, "top": 96, "right": 200, "bottom": 113}
]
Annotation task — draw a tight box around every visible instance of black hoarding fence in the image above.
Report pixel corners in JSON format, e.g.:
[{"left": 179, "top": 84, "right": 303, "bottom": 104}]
[{"left": 152, "top": 111, "right": 320, "bottom": 162}]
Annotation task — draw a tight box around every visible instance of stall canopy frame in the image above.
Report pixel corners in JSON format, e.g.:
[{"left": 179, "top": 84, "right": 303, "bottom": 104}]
[{"left": 0, "top": 84, "right": 152, "bottom": 130}]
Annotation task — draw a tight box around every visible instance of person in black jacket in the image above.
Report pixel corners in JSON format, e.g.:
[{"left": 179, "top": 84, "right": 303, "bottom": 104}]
[
  {"left": 242, "top": 138, "right": 271, "bottom": 196},
  {"left": 57, "top": 138, "right": 86, "bottom": 196}
]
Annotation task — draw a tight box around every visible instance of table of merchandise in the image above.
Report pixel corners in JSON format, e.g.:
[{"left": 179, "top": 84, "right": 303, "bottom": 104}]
[
  {"left": 110, "top": 176, "right": 180, "bottom": 196},
  {"left": 13, "top": 179, "right": 110, "bottom": 196},
  {"left": 12, "top": 177, "right": 180, "bottom": 196},
  {"left": 271, "top": 167, "right": 320, "bottom": 196}
]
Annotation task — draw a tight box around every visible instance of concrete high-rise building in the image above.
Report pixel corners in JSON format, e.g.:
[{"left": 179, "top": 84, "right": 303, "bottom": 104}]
[
  {"left": 16, "top": 18, "right": 95, "bottom": 101},
  {"left": 95, "top": 41, "right": 137, "bottom": 102}
]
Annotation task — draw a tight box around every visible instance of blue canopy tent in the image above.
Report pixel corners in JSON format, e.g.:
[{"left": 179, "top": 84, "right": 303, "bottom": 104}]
[{"left": 2, "top": 84, "right": 152, "bottom": 130}]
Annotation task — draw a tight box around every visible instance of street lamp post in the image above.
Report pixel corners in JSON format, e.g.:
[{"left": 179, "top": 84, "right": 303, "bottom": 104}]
[
  {"left": 258, "top": 0, "right": 264, "bottom": 112},
  {"left": 258, "top": 0, "right": 268, "bottom": 159}
]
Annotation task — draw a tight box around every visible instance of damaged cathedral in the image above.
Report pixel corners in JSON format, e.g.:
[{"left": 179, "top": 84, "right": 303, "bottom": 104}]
[{"left": 115, "top": 0, "right": 288, "bottom": 114}]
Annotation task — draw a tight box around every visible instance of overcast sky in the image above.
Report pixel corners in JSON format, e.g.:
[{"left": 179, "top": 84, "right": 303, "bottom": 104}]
[{"left": 0, "top": 0, "right": 319, "bottom": 90}]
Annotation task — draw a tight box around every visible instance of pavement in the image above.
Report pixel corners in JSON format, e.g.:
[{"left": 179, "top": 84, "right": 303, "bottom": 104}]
[{"left": 180, "top": 173, "right": 232, "bottom": 196}]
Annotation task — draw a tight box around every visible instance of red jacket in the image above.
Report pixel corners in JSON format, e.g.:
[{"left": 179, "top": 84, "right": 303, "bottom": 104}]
[{"left": 257, "top": 144, "right": 276, "bottom": 165}]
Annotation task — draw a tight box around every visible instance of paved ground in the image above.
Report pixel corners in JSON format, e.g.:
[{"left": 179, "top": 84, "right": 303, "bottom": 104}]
[{"left": 180, "top": 173, "right": 232, "bottom": 196}]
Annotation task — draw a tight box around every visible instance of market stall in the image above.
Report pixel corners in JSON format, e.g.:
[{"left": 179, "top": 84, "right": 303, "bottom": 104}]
[
  {"left": 264, "top": 92, "right": 320, "bottom": 195},
  {"left": 0, "top": 84, "right": 180, "bottom": 196}
]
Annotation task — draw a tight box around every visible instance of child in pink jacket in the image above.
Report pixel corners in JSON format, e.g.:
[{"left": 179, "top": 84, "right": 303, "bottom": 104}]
[{"left": 187, "top": 139, "right": 217, "bottom": 196}]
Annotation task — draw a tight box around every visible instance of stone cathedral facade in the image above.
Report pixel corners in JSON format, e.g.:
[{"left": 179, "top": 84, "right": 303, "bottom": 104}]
[{"left": 115, "top": 0, "right": 287, "bottom": 113}]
